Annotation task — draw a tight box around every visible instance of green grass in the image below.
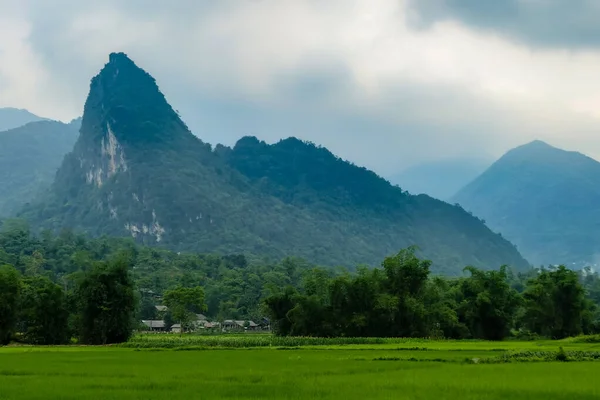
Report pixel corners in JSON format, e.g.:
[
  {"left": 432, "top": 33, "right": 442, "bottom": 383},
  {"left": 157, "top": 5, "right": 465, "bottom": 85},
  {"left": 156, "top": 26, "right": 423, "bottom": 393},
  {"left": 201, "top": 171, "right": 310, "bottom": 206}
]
[
  {"left": 121, "top": 333, "right": 600, "bottom": 351},
  {"left": 2, "top": 338, "right": 600, "bottom": 399}
]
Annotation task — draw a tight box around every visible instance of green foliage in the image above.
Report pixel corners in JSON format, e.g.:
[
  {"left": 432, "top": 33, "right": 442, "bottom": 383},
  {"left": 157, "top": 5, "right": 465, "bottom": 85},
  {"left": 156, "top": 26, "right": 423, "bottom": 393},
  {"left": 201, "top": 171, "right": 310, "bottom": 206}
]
[
  {"left": 566, "top": 334, "right": 600, "bottom": 343},
  {"left": 123, "top": 334, "right": 423, "bottom": 349},
  {"left": 457, "top": 266, "right": 521, "bottom": 340},
  {"left": 163, "top": 286, "right": 206, "bottom": 332},
  {"left": 475, "top": 348, "right": 600, "bottom": 364},
  {"left": 137, "top": 295, "right": 158, "bottom": 320},
  {"left": 262, "top": 286, "right": 297, "bottom": 336},
  {"left": 17, "top": 276, "right": 69, "bottom": 344},
  {"left": 264, "top": 248, "right": 474, "bottom": 339},
  {"left": 2, "top": 220, "right": 600, "bottom": 343},
  {"left": 381, "top": 247, "right": 431, "bottom": 337},
  {"left": 74, "top": 255, "right": 136, "bottom": 344},
  {"left": 0, "top": 265, "right": 21, "bottom": 344},
  {"left": 522, "top": 266, "right": 594, "bottom": 339},
  {"left": 264, "top": 251, "right": 600, "bottom": 340},
  {"left": 0, "top": 223, "right": 318, "bottom": 323}
]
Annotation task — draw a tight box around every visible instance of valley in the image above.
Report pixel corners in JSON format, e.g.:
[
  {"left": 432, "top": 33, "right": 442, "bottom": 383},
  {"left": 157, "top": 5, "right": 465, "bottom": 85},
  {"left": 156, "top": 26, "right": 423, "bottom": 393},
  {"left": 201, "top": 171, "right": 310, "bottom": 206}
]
[{"left": 2, "top": 6, "right": 600, "bottom": 395}]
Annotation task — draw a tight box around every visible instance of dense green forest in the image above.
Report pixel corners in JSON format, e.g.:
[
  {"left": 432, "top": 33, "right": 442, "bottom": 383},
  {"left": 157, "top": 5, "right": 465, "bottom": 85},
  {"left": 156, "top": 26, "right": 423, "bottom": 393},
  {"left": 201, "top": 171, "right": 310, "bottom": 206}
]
[
  {"left": 264, "top": 248, "right": 600, "bottom": 340},
  {"left": 19, "top": 52, "right": 528, "bottom": 274},
  {"left": 0, "top": 219, "right": 317, "bottom": 323},
  {"left": 1, "top": 220, "right": 599, "bottom": 344}
]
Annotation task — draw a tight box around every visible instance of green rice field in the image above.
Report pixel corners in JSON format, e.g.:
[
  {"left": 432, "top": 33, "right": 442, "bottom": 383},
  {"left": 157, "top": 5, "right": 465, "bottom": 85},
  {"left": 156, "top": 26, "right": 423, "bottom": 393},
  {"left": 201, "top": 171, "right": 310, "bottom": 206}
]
[{"left": 2, "top": 335, "right": 600, "bottom": 399}]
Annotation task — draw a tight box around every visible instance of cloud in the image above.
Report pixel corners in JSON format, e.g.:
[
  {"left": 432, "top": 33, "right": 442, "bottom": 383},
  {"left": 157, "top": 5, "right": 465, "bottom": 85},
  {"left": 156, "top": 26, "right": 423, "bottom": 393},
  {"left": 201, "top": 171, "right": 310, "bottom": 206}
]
[
  {"left": 1, "top": 0, "right": 600, "bottom": 175},
  {"left": 408, "top": 0, "right": 600, "bottom": 49},
  {"left": 0, "top": 15, "right": 50, "bottom": 116}
]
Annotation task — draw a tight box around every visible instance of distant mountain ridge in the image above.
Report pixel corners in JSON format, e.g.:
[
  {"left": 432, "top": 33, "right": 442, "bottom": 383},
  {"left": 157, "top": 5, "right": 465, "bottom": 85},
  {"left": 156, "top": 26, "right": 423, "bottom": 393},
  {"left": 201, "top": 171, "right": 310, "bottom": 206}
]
[
  {"left": 452, "top": 140, "right": 600, "bottom": 267},
  {"left": 390, "top": 158, "right": 491, "bottom": 200},
  {"left": 0, "top": 108, "right": 46, "bottom": 131},
  {"left": 0, "top": 120, "right": 80, "bottom": 217},
  {"left": 20, "top": 52, "right": 529, "bottom": 274}
]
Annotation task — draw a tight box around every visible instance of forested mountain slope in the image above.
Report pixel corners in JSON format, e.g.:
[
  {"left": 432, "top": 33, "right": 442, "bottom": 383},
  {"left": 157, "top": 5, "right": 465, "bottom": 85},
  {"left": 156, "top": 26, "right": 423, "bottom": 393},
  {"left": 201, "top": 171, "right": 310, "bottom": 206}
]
[
  {"left": 0, "top": 120, "right": 80, "bottom": 216},
  {"left": 21, "top": 52, "right": 529, "bottom": 274},
  {"left": 453, "top": 140, "right": 600, "bottom": 266}
]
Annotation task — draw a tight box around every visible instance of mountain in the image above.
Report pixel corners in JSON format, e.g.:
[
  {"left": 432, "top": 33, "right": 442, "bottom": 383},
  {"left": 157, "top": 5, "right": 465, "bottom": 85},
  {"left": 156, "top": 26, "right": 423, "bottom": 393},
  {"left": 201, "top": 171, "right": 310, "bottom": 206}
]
[
  {"left": 20, "top": 52, "right": 529, "bottom": 274},
  {"left": 389, "top": 158, "right": 491, "bottom": 200},
  {"left": 0, "top": 108, "right": 46, "bottom": 131},
  {"left": 452, "top": 140, "right": 600, "bottom": 267},
  {"left": 0, "top": 120, "right": 80, "bottom": 217}
]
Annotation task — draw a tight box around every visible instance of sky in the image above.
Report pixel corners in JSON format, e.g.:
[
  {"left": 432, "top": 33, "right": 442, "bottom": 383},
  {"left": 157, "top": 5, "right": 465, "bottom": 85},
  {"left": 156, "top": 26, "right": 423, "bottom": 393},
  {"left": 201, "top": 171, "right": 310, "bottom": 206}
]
[{"left": 1, "top": 0, "right": 600, "bottom": 176}]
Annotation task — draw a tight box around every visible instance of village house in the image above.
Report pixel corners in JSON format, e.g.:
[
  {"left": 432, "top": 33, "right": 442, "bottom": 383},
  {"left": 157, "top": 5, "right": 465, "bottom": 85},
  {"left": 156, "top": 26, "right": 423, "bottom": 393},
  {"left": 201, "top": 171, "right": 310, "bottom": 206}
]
[
  {"left": 246, "top": 321, "right": 259, "bottom": 331},
  {"left": 203, "top": 321, "right": 220, "bottom": 329},
  {"left": 141, "top": 320, "right": 167, "bottom": 332},
  {"left": 221, "top": 320, "right": 238, "bottom": 330},
  {"left": 140, "top": 313, "right": 266, "bottom": 333},
  {"left": 221, "top": 320, "right": 260, "bottom": 331}
]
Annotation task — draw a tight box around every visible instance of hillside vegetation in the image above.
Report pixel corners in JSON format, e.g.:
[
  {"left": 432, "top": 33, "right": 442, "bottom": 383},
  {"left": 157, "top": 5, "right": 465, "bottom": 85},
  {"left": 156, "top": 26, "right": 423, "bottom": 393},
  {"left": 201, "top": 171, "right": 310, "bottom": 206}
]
[
  {"left": 0, "top": 120, "right": 79, "bottom": 216},
  {"left": 453, "top": 140, "right": 600, "bottom": 266},
  {"left": 1, "top": 222, "right": 599, "bottom": 343},
  {"left": 20, "top": 53, "right": 529, "bottom": 274}
]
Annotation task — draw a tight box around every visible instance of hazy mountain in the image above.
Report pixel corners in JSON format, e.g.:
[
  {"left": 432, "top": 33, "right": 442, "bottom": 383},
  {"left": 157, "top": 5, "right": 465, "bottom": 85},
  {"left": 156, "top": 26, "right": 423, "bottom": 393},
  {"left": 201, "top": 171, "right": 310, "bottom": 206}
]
[
  {"left": 21, "top": 52, "right": 529, "bottom": 274},
  {"left": 452, "top": 140, "right": 600, "bottom": 267},
  {"left": 390, "top": 158, "right": 491, "bottom": 200},
  {"left": 0, "top": 120, "right": 80, "bottom": 216},
  {"left": 0, "top": 108, "right": 46, "bottom": 132}
]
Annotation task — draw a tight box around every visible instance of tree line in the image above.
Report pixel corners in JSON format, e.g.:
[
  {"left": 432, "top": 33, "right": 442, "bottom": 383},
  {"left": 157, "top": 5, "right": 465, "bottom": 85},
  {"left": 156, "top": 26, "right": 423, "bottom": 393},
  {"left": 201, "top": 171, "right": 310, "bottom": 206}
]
[
  {"left": 264, "top": 247, "right": 600, "bottom": 340},
  {"left": 0, "top": 220, "right": 314, "bottom": 324},
  {"left": 2, "top": 220, "right": 600, "bottom": 343},
  {"left": 0, "top": 255, "right": 211, "bottom": 345},
  {"left": 0, "top": 255, "right": 135, "bottom": 345},
  {"left": 0, "top": 219, "right": 311, "bottom": 344}
]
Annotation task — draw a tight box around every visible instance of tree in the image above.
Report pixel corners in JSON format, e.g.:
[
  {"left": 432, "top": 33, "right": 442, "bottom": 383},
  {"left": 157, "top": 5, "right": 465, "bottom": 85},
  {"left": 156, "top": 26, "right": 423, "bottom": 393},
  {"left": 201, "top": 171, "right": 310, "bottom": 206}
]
[
  {"left": 457, "top": 266, "right": 521, "bottom": 340},
  {"left": 163, "top": 311, "right": 175, "bottom": 331},
  {"left": 382, "top": 247, "right": 431, "bottom": 337},
  {"left": 18, "top": 276, "right": 69, "bottom": 344},
  {"left": 163, "top": 286, "right": 206, "bottom": 333},
  {"left": 75, "top": 255, "right": 136, "bottom": 344},
  {"left": 329, "top": 268, "right": 384, "bottom": 337},
  {"left": 523, "top": 266, "right": 592, "bottom": 339},
  {"left": 0, "top": 265, "right": 21, "bottom": 345},
  {"left": 287, "top": 294, "right": 333, "bottom": 337},
  {"left": 423, "top": 277, "right": 468, "bottom": 339},
  {"left": 137, "top": 294, "right": 158, "bottom": 320},
  {"left": 22, "top": 250, "right": 45, "bottom": 277},
  {"left": 263, "top": 286, "right": 297, "bottom": 336}
]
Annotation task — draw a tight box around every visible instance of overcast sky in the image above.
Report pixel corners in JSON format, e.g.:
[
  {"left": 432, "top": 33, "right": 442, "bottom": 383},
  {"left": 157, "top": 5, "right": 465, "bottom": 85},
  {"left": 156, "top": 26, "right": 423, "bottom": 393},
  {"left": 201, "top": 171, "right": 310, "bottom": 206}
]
[{"left": 1, "top": 0, "right": 600, "bottom": 175}]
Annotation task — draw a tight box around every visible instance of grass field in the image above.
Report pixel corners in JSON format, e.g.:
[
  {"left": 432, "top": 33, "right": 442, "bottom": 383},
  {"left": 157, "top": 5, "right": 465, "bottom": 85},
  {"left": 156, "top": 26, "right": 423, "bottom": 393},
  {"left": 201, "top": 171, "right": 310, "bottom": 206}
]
[{"left": 2, "top": 335, "right": 600, "bottom": 399}]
